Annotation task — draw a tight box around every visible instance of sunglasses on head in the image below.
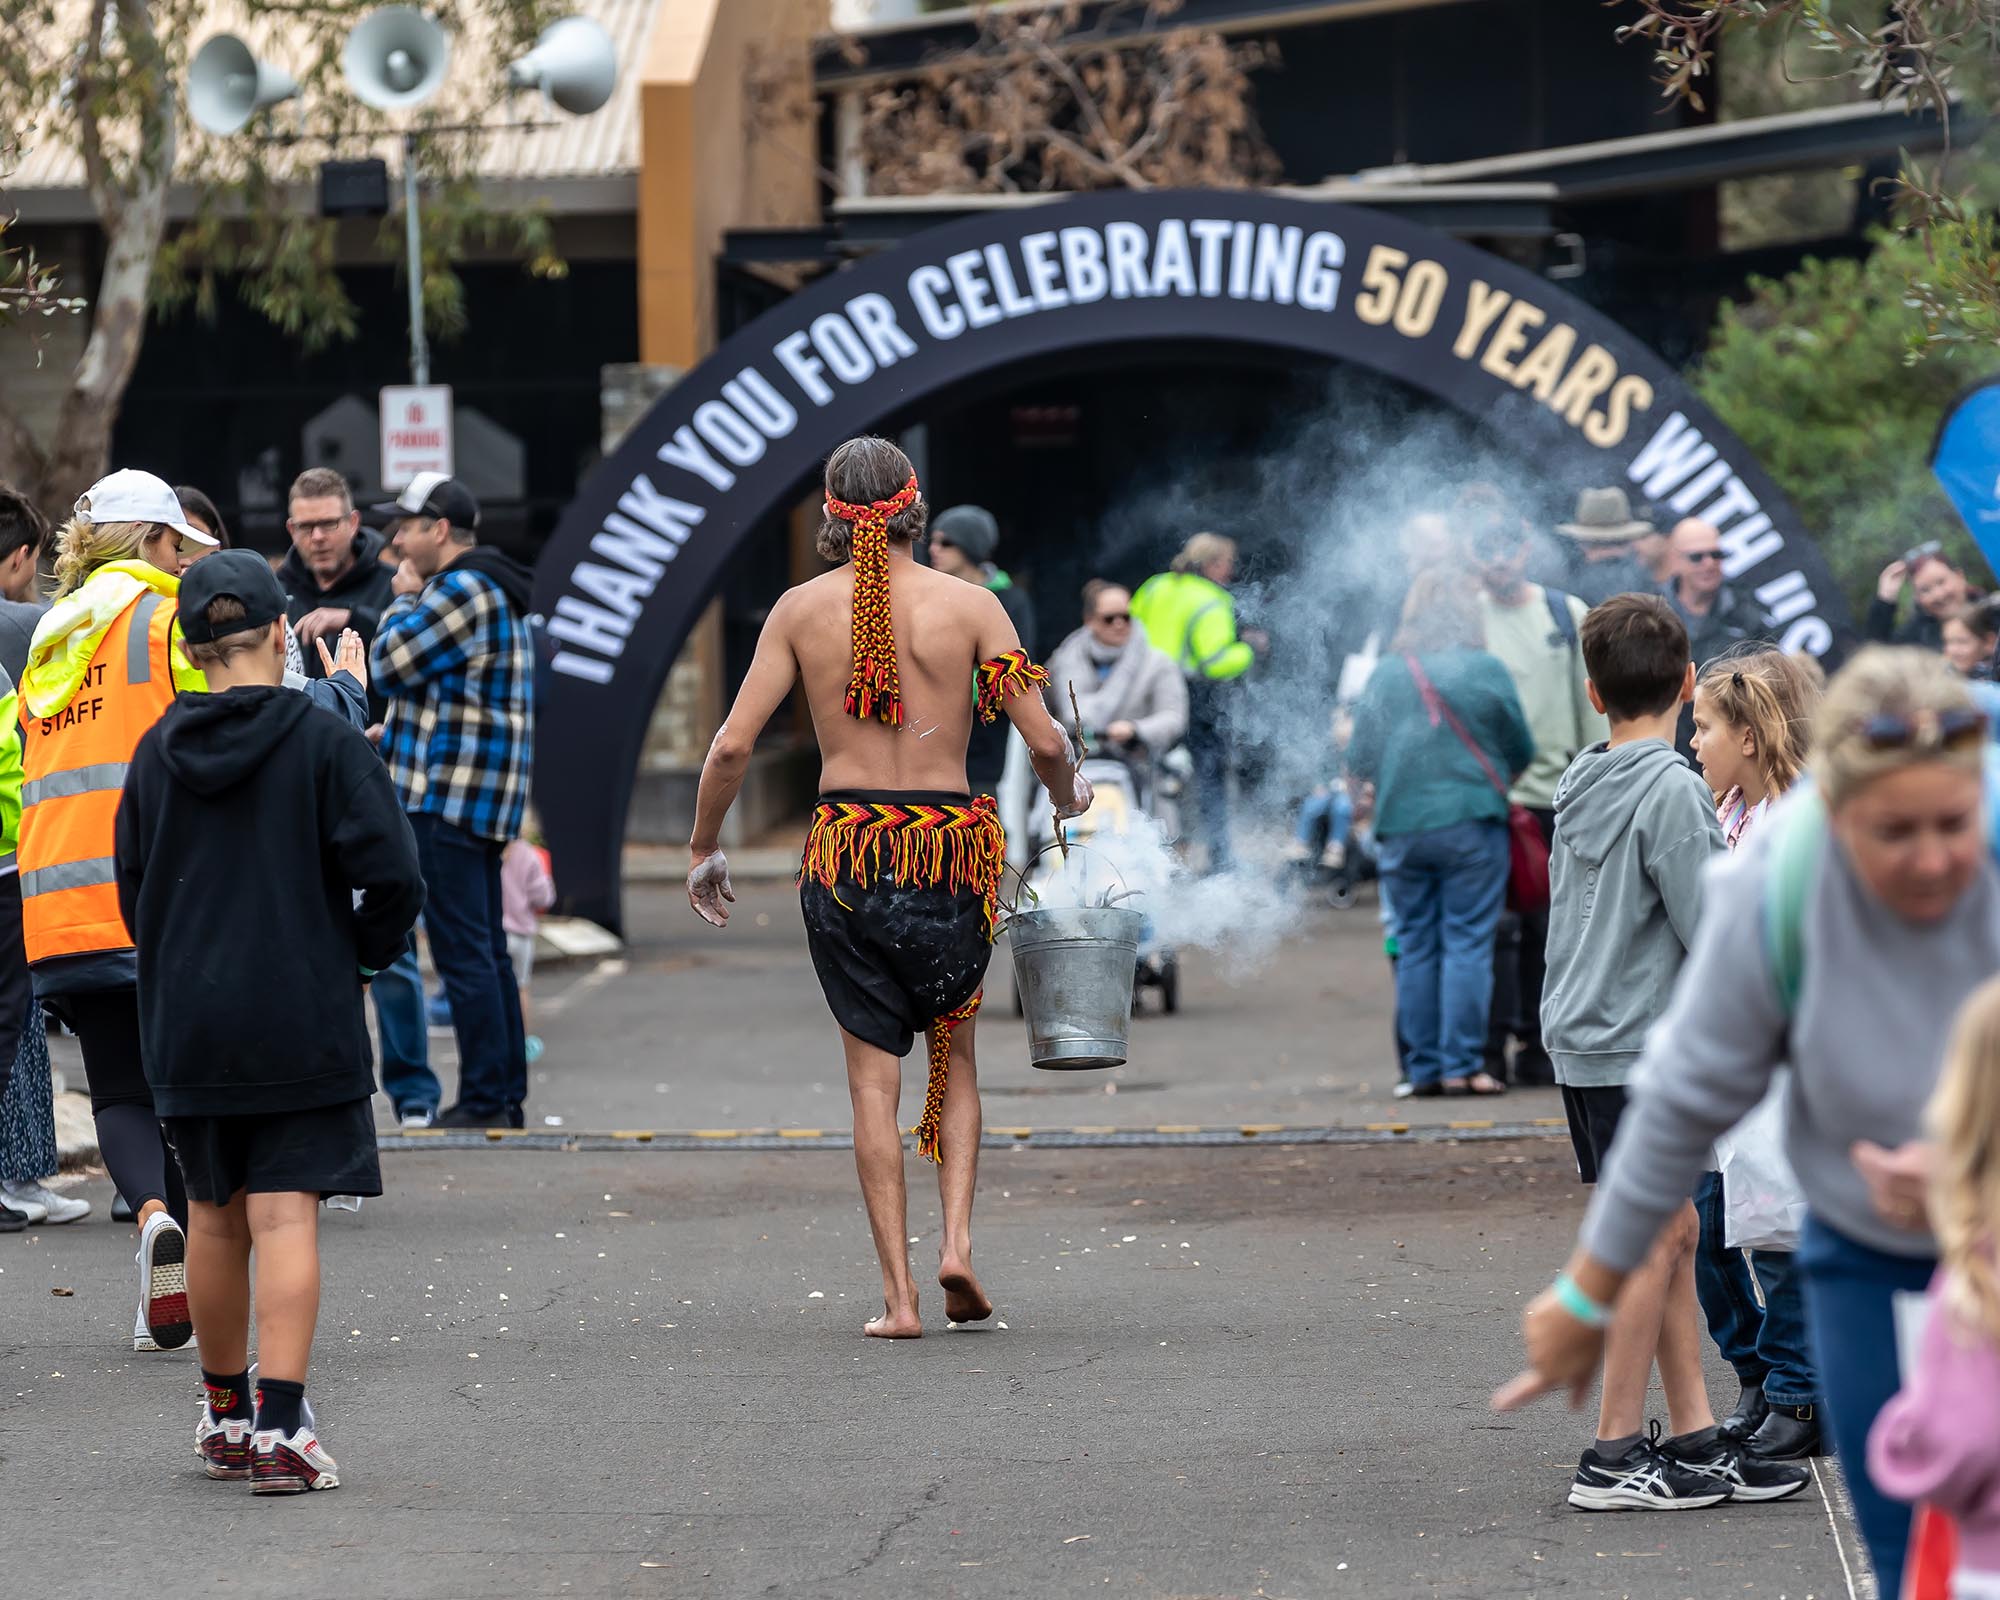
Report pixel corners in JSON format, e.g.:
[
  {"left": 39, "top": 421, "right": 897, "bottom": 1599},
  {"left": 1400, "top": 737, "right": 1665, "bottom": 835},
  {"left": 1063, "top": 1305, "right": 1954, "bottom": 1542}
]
[
  {"left": 1857, "top": 707, "right": 1988, "bottom": 753},
  {"left": 1904, "top": 540, "right": 1946, "bottom": 569},
  {"left": 1683, "top": 549, "right": 1725, "bottom": 564}
]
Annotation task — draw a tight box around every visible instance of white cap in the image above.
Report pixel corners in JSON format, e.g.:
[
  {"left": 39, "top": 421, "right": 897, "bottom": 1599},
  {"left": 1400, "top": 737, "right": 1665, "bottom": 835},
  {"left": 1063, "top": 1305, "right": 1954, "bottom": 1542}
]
[{"left": 74, "top": 469, "right": 220, "bottom": 546}]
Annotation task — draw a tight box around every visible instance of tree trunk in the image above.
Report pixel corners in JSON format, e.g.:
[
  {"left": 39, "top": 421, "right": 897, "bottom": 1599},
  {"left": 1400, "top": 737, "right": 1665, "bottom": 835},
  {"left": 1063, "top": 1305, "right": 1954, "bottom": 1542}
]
[
  {"left": 2, "top": 0, "right": 176, "bottom": 519},
  {"left": 36, "top": 141, "right": 172, "bottom": 514}
]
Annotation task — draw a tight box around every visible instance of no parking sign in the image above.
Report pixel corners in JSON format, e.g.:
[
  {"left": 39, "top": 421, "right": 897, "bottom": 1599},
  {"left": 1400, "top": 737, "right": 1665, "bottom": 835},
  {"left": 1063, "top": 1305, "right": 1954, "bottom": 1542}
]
[{"left": 379, "top": 384, "right": 454, "bottom": 489}]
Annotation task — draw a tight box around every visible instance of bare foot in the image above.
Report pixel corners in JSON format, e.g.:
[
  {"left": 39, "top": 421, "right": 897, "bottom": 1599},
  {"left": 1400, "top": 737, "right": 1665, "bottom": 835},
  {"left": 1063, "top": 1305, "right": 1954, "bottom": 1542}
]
[
  {"left": 939, "top": 1260, "right": 993, "bottom": 1324},
  {"left": 865, "top": 1303, "right": 922, "bottom": 1339}
]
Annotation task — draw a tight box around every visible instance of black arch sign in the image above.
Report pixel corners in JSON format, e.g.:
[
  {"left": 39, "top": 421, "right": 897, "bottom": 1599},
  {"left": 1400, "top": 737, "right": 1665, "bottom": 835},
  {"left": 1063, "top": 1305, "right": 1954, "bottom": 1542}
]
[{"left": 533, "top": 189, "right": 1847, "bottom": 933}]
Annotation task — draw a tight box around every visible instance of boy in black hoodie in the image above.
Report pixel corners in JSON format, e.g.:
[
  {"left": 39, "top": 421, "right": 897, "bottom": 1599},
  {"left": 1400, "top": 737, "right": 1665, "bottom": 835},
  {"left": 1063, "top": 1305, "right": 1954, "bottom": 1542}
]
[{"left": 114, "top": 551, "right": 423, "bottom": 1494}]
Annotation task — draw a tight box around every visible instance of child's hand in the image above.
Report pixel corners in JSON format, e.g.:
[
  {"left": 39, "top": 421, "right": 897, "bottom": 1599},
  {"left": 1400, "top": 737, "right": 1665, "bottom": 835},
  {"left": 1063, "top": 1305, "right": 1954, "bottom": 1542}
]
[{"left": 316, "top": 628, "right": 369, "bottom": 689}]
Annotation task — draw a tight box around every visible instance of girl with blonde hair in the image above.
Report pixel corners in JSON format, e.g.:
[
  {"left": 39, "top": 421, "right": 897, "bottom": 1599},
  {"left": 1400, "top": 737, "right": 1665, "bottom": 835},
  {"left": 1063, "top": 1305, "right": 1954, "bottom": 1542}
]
[
  {"left": 1687, "top": 645, "right": 1828, "bottom": 1456},
  {"left": 1690, "top": 648, "right": 1824, "bottom": 848},
  {"left": 1870, "top": 976, "right": 2000, "bottom": 1598}
]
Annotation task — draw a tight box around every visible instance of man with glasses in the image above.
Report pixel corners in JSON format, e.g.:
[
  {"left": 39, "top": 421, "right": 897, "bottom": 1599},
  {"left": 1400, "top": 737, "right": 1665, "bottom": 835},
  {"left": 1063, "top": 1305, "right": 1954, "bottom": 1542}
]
[
  {"left": 279, "top": 469, "right": 436, "bottom": 1125},
  {"left": 1869, "top": 541, "right": 1978, "bottom": 652},
  {"left": 1664, "top": 518, "right": 1769, "bottom": 671},
  {"left": 280, "top": 468, "right": 399, "bottom": 721}
]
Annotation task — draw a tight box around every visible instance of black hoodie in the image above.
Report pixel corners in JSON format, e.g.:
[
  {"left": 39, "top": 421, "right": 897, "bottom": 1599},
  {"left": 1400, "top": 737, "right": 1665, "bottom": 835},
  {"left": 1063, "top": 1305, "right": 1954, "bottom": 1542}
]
[
  {"left": 113, "top": 685, "right": 425, "bottom": 1117},
  {"left": 448, "top": 545, "right": 536, "bottom": 613},
  {"left": 279, "top": 527, "right": 400, "bottom": 653}
]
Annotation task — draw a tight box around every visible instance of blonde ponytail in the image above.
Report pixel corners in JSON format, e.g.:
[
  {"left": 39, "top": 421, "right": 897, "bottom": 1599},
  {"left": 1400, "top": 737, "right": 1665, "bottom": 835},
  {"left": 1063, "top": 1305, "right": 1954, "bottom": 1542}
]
[
  {"left": 1697, "top": 647, "right": 1823, "bottom": 797},
  {"left": 51, "top": 516, "right": 155, "bottom": 599}
]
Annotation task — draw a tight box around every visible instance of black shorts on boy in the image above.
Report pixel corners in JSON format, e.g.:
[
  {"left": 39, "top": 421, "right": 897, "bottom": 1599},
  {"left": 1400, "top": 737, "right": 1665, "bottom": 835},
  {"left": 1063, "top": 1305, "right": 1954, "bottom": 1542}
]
[
  {"left": 162, "top": 1099, "right": 382, "bottom": 1204},
  {"left": 1562, "top": 1083, "right": 1627, "bottom": 1186}
]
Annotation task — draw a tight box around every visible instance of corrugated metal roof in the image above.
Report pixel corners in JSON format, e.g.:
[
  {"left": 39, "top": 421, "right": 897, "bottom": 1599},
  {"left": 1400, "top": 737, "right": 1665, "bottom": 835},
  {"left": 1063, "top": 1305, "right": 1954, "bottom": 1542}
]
[{"left": 6, "top": 0, "right": 655, "bottom": 199}]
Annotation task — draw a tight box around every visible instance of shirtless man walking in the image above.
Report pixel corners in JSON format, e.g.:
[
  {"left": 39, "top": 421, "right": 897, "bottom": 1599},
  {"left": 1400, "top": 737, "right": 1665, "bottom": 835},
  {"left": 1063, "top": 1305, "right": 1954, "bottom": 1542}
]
[{"left": 687, "top": 437, "right": 1086, "bottom": 1338}]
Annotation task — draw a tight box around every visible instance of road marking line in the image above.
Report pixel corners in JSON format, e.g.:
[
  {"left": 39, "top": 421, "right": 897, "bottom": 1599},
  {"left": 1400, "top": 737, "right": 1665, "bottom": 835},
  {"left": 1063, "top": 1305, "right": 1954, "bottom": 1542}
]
[{"left": 1814, "top": 1457, "right": 1871, "bottom": 1600}]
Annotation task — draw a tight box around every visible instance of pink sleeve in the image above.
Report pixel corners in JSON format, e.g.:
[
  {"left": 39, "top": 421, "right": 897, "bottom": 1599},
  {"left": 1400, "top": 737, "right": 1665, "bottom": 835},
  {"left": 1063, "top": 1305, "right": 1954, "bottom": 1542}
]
[
  {"left": 501, "top": 843, "right": 556, "bottom": 922},
  {"left": 1868, "top": 1284, "right": 2000, "bottom": 1522}
]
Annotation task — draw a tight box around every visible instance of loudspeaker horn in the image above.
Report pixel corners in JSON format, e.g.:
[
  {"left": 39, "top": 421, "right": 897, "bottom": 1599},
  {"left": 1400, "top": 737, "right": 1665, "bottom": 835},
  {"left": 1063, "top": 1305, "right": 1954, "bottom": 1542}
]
[
  {"left": 505, "top": 16, "right": 617, "bottom": 116},
  {"left": 188, "top": 35, "right": 299, "bottom": 136},
  {"left": 343, "top": 6, "right": 452, "bottom": 111}
]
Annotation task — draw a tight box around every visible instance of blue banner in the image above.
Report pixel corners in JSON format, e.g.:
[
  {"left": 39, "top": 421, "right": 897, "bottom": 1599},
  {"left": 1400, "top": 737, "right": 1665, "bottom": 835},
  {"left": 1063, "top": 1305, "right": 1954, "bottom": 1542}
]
[{"left": 1934, "top": 377, "right": 2000, "bottom": 572}]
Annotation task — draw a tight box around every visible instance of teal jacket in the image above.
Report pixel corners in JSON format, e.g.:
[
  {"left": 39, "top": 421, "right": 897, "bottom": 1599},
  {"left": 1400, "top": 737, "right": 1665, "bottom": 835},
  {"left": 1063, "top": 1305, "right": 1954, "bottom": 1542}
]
[{"left": 1347, "top": 650, "right": 1533, "bottom": 839}]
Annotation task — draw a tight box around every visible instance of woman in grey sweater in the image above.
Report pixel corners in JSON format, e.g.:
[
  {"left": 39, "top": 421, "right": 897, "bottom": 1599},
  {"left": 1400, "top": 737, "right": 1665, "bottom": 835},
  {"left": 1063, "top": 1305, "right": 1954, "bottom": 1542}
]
[{"left": 1499, "top": 649, "right": 2000, "bottom": 1596}]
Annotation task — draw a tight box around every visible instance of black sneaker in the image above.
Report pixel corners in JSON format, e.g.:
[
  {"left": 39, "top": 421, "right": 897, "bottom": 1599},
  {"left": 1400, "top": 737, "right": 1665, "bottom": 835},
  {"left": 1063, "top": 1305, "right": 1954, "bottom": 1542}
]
[
  {"left": 0, "top": 1200, "right": 29, "bottom": 1234},
  {"left": 436, "top": 1104, "right": 508, "bottom": 1130},
  {"left": 1568, "top": 1422, "right": 1733, "bottom": 1512},
  {"left": 1658, "top": 1425, "right": 1812, "bottom": 1503}
]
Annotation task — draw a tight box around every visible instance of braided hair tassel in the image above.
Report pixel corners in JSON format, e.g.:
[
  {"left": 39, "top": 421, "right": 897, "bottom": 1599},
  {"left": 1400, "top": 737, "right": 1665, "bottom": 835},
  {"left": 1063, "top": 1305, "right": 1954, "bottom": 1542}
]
[
  {"left": 825, "top": 474, "right": 921, "bottom": 727},
  {"left": 916, "top": 990, "right": 983, "bottom": 1164}
]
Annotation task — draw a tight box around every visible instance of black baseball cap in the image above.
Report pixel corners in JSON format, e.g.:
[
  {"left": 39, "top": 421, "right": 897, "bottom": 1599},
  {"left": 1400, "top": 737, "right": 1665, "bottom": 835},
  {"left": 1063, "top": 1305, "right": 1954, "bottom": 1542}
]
[
  {"left": 178, "top": 550, "right": 288, "bottom": 644},
  {"left": 369, "top": 471, "right": 480, "bottom": 532}
]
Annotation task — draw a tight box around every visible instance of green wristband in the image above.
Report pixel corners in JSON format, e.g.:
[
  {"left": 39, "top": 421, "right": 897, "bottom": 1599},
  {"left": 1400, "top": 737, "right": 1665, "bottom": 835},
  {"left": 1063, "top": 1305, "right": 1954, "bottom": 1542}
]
[{"left": 1553, "top": 1271, "right": 1613, "bottom": 1328}]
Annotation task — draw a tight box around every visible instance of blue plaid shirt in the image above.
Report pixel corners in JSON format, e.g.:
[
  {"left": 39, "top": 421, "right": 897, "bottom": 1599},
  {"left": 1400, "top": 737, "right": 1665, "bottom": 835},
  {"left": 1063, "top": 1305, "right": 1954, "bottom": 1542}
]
[{"left": 372, "top": 568, "right": 534, "bottom": 843}]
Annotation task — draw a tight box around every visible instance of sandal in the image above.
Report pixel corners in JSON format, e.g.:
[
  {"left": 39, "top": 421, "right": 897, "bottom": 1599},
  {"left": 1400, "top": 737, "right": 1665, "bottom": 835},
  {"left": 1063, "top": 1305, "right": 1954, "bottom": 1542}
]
[{"left": 1466, "top": 1072, "right": 1508, "bottom": 1096}]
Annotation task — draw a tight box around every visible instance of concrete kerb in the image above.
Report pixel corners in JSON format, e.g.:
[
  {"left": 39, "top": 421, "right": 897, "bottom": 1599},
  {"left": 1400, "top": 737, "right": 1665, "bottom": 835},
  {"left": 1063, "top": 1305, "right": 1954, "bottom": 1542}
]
[{"left": 376, "top": 1118, "right": 1574, "bottom": 1154}]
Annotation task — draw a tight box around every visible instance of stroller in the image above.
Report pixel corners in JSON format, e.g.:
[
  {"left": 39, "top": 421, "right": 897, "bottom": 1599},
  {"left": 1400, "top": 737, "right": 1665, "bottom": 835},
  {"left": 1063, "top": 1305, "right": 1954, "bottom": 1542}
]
[
  {"left": 1291, "top": 778, "right": 1380, "bottom": 910},
  {"left": 1020, "top": 738, "right": 1183, "bottom": 1015}
]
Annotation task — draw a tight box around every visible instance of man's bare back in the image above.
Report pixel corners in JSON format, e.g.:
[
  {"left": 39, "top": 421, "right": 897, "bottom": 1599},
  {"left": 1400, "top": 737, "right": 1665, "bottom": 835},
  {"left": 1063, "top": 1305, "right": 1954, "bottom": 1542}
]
[
  {"left": 685, "top": 436, "right": 1090, "bottom": 1344},
  {"left": 784, "top": 550, "right": 1016, "bottom": 793}
]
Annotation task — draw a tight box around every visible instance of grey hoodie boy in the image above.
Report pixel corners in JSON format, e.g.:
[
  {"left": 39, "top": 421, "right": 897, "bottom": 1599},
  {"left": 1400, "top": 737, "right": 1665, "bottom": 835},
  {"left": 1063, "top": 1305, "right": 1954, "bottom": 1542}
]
[{"left": 1541, "top": 740, "right": 1724, "bottom": 1087}]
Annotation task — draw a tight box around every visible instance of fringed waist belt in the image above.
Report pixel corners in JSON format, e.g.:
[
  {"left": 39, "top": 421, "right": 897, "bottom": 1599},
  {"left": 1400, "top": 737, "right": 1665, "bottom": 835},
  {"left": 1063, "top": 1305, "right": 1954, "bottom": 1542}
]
[{"left": 802, "top": 795, "right": 1006, "bottom": 1164}]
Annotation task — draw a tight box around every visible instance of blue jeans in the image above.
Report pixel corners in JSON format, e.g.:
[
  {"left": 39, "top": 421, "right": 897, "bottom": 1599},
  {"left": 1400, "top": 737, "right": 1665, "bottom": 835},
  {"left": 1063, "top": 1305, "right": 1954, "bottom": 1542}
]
[
  {"left": 372, "top": 943, "right": 438, "bottom": 1117},
  {"left": 1796, "top": 1216, "right": 1938, "bottom": 1599},
  {"left": 409, "top": 814, "right": 525, "bottom": 1120},
  {"left": 1376, "top": 819, "right": 1509, "bottom": 1087},
  {"left": 1295, "top": 787, "right": 1354, "bottom": 854},
  {"left": 1692, "top": 1171, "right": 1816, "bottom": 1408}
]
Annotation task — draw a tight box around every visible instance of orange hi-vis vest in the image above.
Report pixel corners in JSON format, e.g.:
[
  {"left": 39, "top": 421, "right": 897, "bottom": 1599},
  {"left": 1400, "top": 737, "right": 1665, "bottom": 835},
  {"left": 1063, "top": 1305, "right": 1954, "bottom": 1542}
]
[{"left": 18, "top": 588, "right": 180, "bottom": 965}]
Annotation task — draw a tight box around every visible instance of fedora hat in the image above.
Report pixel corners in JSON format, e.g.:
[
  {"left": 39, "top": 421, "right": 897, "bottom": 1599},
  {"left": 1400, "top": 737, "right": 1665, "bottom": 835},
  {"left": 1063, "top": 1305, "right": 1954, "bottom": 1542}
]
[{"left": 1557, "top": 486, "right": 1655, "bottom": 543}]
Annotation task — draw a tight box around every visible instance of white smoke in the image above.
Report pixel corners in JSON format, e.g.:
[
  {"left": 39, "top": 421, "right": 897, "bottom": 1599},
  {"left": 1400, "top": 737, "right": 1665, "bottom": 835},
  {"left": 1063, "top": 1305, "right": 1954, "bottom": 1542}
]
[
  {"left": 1019, "top": 812, "right": 1292, "bottom": 979},
  {"left": 1094, "top": 378, "right": 1553, "bottom": 814}
]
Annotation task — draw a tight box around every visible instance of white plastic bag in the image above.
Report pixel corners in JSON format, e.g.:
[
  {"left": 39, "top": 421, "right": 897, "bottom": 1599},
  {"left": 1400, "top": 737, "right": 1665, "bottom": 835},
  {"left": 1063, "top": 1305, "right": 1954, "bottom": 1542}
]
[{"left": 1715, "top": 1074, "right": 1807, "bottom": 1251}]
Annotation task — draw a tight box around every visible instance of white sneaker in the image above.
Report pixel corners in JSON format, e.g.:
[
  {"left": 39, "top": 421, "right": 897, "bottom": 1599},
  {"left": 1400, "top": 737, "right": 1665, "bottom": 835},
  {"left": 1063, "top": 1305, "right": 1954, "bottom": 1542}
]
[
  {"left": 398, "top": 1108, "right": 434, "bottom": 1129},
  {"left": 2, "top": 1179, "right": 88, "bottom": 1224},
  {"left": 4, "top": 1187, "right": 46, "bottom": 1223},
  {"left": 136, "top": 1212, "right": 193, "bottom": 1351},
  {"left": 133, "top": 1303, "right": 158, "bottom": 1353},
  {"left": 252, "top": 1402, "right": 339, "bottom": 1494}
]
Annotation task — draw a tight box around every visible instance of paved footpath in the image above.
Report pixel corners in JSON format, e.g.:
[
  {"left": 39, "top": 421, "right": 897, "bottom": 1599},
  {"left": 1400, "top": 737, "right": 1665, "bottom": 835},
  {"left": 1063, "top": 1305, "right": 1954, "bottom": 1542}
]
[{"left": 3, "top": 884, "right": 1870, "bottom": 1599}]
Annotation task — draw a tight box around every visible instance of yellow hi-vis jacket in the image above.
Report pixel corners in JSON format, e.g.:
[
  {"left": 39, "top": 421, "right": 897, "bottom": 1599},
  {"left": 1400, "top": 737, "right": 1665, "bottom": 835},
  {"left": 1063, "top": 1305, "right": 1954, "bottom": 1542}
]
[
  {"left": 17, "top": 561, "right": 203, "bottom": 966},
  {"left": 1129, "top": 571, "right": 1254, "bottom": 682}
]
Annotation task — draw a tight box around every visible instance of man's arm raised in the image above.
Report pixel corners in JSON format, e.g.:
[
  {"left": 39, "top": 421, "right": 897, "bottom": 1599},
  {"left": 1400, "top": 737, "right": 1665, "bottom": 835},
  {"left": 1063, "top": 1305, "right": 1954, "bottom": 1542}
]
[
  {"left": 977, "top": 590, "right": 1088, "bottom": 817},
  {"left": 688, "top": 595, "right": 801, "bottom": 926}
]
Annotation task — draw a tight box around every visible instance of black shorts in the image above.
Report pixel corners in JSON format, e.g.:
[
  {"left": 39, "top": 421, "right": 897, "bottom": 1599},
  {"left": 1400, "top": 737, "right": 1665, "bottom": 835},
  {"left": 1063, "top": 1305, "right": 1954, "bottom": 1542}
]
[
  {"left": 800, "top": 791, "right": 995, "bottom": 1058},
  {"left": 161, "top": 1097, "right": 382, "bottom": 1204},
  {"left": 1562, "top": 1082, "right": 1628, "bottom": 1186}
]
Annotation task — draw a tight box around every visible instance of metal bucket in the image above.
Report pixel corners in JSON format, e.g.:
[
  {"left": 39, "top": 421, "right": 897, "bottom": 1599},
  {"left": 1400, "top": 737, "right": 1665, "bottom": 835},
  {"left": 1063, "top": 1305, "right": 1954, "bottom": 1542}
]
[{"left": 1006, "top": 905, "right": 1143, "bottom": 1070}]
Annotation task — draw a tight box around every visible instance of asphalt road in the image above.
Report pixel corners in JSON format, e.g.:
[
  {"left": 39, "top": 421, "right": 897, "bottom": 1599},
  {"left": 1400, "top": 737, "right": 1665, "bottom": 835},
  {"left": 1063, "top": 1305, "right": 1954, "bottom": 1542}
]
[
  {"left": 5, "top": 1144, "right": 1866, "bottom": 1600},
  {"left": 3, "top": 882, "right": 1869, "bottom": 1599},
  {"left": 430, "top": 881, "right": 1569, "bottom": 1138}
]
